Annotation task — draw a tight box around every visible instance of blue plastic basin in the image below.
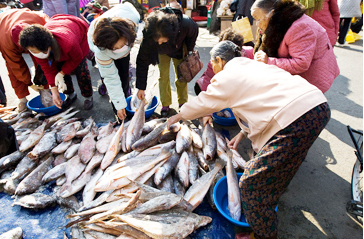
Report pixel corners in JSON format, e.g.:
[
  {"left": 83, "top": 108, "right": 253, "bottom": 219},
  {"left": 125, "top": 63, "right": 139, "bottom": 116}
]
[
  {"left": 212, "top": 108, "right": 237, "bottom": 126},
  {"left": 125, "top": 96, "right": 159, "bottom": 118},
  {"left": 27, "top": 93, "right": 65, "bottom": 116},
  {"left": 213, "top": 172, "right": 278, "bottom": 227}
]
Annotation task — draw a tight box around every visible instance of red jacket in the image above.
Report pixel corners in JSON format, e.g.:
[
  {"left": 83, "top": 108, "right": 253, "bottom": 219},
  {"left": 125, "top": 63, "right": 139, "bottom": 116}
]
[
  {"left": 35, "top": 14, "right": 89, "bottom": 86},
  {"left": 0, "top": 9, "right": 49, "bottom": 86}
]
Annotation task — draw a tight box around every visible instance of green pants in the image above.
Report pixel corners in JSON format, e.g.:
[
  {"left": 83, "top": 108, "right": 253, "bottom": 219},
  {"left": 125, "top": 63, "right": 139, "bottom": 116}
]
[{"left": 158, "top": 54, "right": 188, "bottom": 107}]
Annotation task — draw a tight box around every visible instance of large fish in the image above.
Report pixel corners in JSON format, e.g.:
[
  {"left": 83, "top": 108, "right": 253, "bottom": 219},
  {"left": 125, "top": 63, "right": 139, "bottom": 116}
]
[
  {"left": 183, "top": 159, "right": 225, "bottom": 210},
  {"left": 0, "top": 150, "right": 28, "bottom": 173},
  {"left": 175, "top": 124, "right": 192, "bottom": 153},
  {"left": 202, "top": 123, "right": 217, "bottom": 160},
  {"left": 12, "top": 192, "right": 56, "bottom": 209},
  {"left": 78, "top": 128, "right": 98, "bottom": 164},
  {"left": 60, "top": 155, "right": 86, "bottom": 195},
  {"left": 56, "top": 121, "right": 82, "bottom": 143},
  {"left": 76, "top": 117, "right": 95, "bottom": 138},
  {"left": 100, "top": 120, "right": 124, "bottom": 170},
  {"left": 19, "top": 120, "right": 48, "bottom": 152},
  {"left": 154, "top": 150, "right": 180, "bottom": 186},
  {"left": 83, "top": 168, "right": 104, "bottom": 205},
  {"left": 175, "top": 151, "right": 189, "bottom": 187},
  {"left": 142, "top": 118, "right": 166, "bottom": 135},
  {"left": 125, "top": 100, "right": 145, "bottom": 151},
  {"left": 53, "top": 154, "right": 67, "bottom": 166},
  {"left": 132, "top": 122, "right": 167, "bottom": 151},
  {"left": 190, "top": 128, "right": 203, "bottom": 149},
  {"left": 156, "top": 174, "right": 174, "bottom": 193},
  {"left": 97, "top": 121, "right": 115, "bottom": 140},
  {"left": 52, "top": 140, "right": 73, "bottom": 154},
  {"left": 225, "top": 148, "right": 241, "bottom": 221},
  {"left": 15, "top": 154, "right": 54, "bottom": 195},
  {"left": 39, "top": 89, "right": 54, "bottom": 107},
  {"left": 42, "top": 162, "right": 67, "bottom": 183},
  {"left": 0, "top": 227, "right": 23, "bottom": 239},
  {"left": 27, "top": 131, "right": 57, "bottom": 160},
  {"left": 53, "top": 186, "right": 80, "bottom": 212},
  {"left": 96, "top": 130, "right": 116, "bottom": 154},
  {"left": 10, "top": 156, "right": 38, "bottom": 180},
  {"left": 187, "top": 149, "right": 199, "bottom": 184},
  {"left": 64, "top": 143, "right": 81, "bottom": 159}
]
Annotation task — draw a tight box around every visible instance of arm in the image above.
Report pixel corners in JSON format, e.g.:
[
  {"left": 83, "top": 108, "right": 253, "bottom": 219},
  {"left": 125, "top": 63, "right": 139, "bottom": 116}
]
[
  {"left": 1, "top": 47, "right": 32, "bottom": 85},
  {"left": 266, "top": 25, "right": 317, "bottom": 75},
  {"left": 184, "top": 17, "right": 199, "bottom": 52},
  {"left": 60, "top": 35, "right": 86, "bottom": 75},
  {"left": 135, "top": 39, "right": 153, "bottom": 91},
  {"left": 329, "top": 0, "right": 341, "bottom": 37}
]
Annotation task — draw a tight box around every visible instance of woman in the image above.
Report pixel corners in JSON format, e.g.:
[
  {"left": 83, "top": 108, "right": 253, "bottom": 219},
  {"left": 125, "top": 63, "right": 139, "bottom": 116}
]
[
  {"left": 135, "top": 7, "right": 199, "bottom": 117},
  {"left": 87, "top": 2, "right": 140, "bottom": 122},
  {"left": 19, "top": 14, "right": 93, "bottom": 110},
  {"left": 337, "top": 0, "right": 362, "bottom": 44},
  {"left": 0, "top": 9, "right": 49, "bottom": 112},
  {"left": 167, "top": 41, "right": 331, "bottom": 239},
  {"left": 251, "top": 0, "right": 339, "bottom": 93}
]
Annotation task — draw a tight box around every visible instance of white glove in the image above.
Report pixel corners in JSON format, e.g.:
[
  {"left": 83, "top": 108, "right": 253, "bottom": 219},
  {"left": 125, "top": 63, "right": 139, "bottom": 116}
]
[{"left": 55, "top": 72, "right": 67, "bottom": 92}]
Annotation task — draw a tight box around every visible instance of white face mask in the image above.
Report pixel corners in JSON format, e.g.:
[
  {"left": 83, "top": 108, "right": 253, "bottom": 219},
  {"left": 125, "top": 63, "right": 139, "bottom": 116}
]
[
  {"left": 112, "top": 44, "right": 129, "bottom": 54},
  {"left": 30, "top": 48, "right": 50, "bottom": 59}
]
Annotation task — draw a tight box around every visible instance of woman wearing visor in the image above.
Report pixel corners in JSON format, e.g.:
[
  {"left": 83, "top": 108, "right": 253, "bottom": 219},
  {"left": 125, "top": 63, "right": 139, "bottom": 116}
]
[{"left": 87, "top": 2, "right": 140, "bottom": 122}]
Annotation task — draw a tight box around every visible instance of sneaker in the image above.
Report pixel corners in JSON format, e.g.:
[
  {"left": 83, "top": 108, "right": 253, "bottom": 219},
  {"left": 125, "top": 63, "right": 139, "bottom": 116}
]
[
  {"left": 63, "top": 92, "right": 77, "bottom": 109},
  {"left": 84, "top": 97, "right": 93, "bottom": 110},
  {"left": 17, "top": 101, "right": 28, "bottom": 113},
  {"left": 161, "top": 106, "right": 169, "bottom": 117}
]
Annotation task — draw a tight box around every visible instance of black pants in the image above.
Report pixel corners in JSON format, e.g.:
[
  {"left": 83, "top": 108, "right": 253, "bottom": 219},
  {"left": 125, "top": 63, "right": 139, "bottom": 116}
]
[
  {"left": 0, "top": 76, "right": 6, "bottom": 106},
  {"left": 338, "top": 18, "right": 352, "bottom": 44},
  {"left": 110, "top": 54, "right": 131, "bottom": 119}
]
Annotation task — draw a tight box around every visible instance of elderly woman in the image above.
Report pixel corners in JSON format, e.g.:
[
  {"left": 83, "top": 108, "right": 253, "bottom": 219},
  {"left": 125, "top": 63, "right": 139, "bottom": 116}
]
[
  {"left": 87, "top": 2, "right": 140, "bottom": 122},
  {"left": 167, "top": 40, "right": 330, "bottom": 239},
  {"left": 251, "top": 0, "right": 339, "bottom": 93},
  {"left": 135, "top": 7, "right": 199, "bottom": 117},
  {"left": 19, "top": 14, "right": 93, "bottom": 110}
]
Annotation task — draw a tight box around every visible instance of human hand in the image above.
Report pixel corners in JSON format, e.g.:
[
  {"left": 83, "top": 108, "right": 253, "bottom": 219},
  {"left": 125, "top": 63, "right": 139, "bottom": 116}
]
[
  {"left": 55, "top": 72, "right": 67, "bottom": 92},
  {"left": 50, "top": 87, "right": 63, "bottom": 109},
  {"left": 117, "top": 108, "right": 127, "bottom": 121},
  {"left": 227, "top": 131, "right": 246, "bottom": 150},
  {"left": 254, "top": 50, "right": 268, "bottom": 64},
  {"left": 29, "top": 84, "right": 44, "bottom": 92},
  {"left": 202, "top": 115, "right": 212, "bottom": 126},
  {"left": 137, "top": 89, "right": 145, "bottom": 100},
  {"left": 167, "top": 113, "right": 182, "bottom": 129}
]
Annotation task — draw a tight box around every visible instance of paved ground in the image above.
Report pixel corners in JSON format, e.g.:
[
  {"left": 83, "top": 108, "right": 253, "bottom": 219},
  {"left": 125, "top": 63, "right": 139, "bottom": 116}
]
[{"left": 0, "top": 22, "right": 363, "bottom": 238}]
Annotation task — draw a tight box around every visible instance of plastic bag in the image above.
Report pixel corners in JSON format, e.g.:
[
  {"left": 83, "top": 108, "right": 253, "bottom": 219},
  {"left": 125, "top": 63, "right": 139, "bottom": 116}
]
[{"left": 231, "top": 17, "right": 254, "bottom": 43}]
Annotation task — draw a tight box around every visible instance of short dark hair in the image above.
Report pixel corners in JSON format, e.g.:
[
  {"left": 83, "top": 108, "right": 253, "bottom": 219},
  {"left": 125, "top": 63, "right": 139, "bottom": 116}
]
[
  {"left": 218, "top": 28, "right": 244, "bottom": 50},
  {"left": 144, "top": 9, "right": 179, "bottom": 43},
  {"left": 19, "top": 24, "right": 53, "bottom": 52},
  {"left": 93, "top": 17, "right": 137, "bottom": 50},
  {"left": 210, "top": 40, "right": 242, "bottom": 63}
]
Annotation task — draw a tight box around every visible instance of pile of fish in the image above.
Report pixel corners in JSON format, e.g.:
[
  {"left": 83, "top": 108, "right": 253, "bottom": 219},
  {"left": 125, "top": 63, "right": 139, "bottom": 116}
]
[{"left": 0, "top": 102, "right": 248, "bottom": 238}]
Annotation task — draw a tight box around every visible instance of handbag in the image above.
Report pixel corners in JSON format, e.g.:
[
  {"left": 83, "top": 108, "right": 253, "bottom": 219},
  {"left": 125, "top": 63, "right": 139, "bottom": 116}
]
[
  {"left": 231, "top": 16, "right": 254, "bottom": 43},
  {"left": 177, "top": 50, "right": 204, "bottom": 83}
]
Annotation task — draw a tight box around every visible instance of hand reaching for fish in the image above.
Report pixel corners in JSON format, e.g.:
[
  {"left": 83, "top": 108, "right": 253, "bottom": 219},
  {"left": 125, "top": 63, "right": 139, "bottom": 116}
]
[
  {"left": 167, "top": 113, "right": 182, "bottom": 129},
  {"left": 117, "top": 108, "right": 127, "bottom": 121},
  {"left": 137, "top": 89, "right": 145, "bottom": 100},
  {"left": 51, "top": 87, "right": 63, "bottom": 109},
  {"left": 202, "top": 115, "right": 212, "bottom": 126},
  {"left": 227, "top": 131, "right": 246, "bottom": 150}
]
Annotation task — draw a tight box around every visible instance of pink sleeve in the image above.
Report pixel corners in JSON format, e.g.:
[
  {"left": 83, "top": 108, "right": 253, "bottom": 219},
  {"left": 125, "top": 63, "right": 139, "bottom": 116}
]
[
  {"left": 267, "top": 25, "right": 316, "bottom": 75},
  {"left": 196, "top": 61, "right": 215, "bottom": 92},
  {"left": 242, "top": 46, "right": 254, "bottom": 59}
]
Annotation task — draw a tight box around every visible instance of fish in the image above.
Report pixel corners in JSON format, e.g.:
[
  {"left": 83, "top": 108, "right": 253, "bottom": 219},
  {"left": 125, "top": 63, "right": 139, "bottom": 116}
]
[
  {"left": 101, "top": 120, "right": 124, "bottom": 170},
  {"left": 173, "top": 175, "right": 186, "bottom": 196},
  {"left": 156, "top": 174, "right": 174, "bottom": 193},
  {"left": 4, "top": 111, "right": 32, "bottom": 125},
  {"left": 27, "top": 130, "right": 57, "bottom": 160},
  {"left": 97, "top": 121, "right": 115, "bottom": 140},
  {"left": 175, "top": 124, "right": 192, "bottom": 153},
  {"left": 78, "top": 128, "right": 98, "bottom": 164},
  {"left": 46, "top": 107, "right": 78, "bottom": 127},
  {"left": 15, "top": 155, "right": 54, "bottom": 195},
  {"left": 56, "top": 121, "right": 82, "bottom": 143},
  {"left": 52, "top": 140, "right": 73, "bottom": 154},
  {"left": 60, "top": 155, "right": 86, "bottom": 195},
  {"left": 0, "top": 227, "right": 23, "bottom": 239},
  {"left": 225, "top": 137, "right": 248, "bottom": 169},
  {"left": 225, "top": 147, "right": 241, "bottom": 221},
  {"left": 175, "top": 151, "right": 189, "bottom": 187},
  {"left": 13, "top": 117, "right": 40, "bottom": 131},
  {"left": 56, "top": 176, "right": 66, "bottom": 186},
  {"left": 207, "top": 170, "right": 224, "bottom": 210},
  {"left": 0, "top": 150, "right": 28, "bottom": 173},
  {"left": 95, "top": 221, "right": 151, "bottom": 239},
  {"left": 19, "top": 119, "right": 48, "bottom": 152},
  {"left": 183, "top": 159, "right": 225, "bottom": 210},
  {"left": 83, "top": 168, "right": 104, "bottom": 205},
  {"left": 132, "top": 122, "right": 167, "bottom": 151},
  {"left": 158, "top": 128, "right": 177, "bottom": 144},
  {"left": 142, "top": 118, "right": 166, "bottom": 135},
  {"left": 215, "top": 131, "right": 228, "bottom": 152},
  {"left": 187, "top": 149, "right": 199, "bottom": 184},
  {"left": 39, "top": 88, "right": 54, "bottom": 107},
  {"left": 53, "top": 154, "right": 67, "bottom": 166},
  {"left": 53, "top": 186, "right": 80, "bottom": 212},
  {"left": 96, "top": 131, "right": 116, "bottom": 154},
  {"left": 70, "top": 225, "right": 85, "bottom": 239},
  {"left": 79, "top": 190, "right": 114, "bottom": 212},
  {"left": 11, "top": 156, "right": 38, "bottom": 180},
  {"left": 190, "top": 128, "right": 203, "bottom": 149},
  {"left": 76, "top": 117, "right": 95, "bottom": 138},
  {"left": 154, "top": 150, "right": 180, "bottom": 186},
  {"left": 64, "top": 143, "right": 81, "bottom": 159},
  {"left": 12, "top": 192, "right": 56, "bottom": 209},
  {"left": 50, "top": 117, "right": 81, "bottom": 132},
  {"left": 194, "top": 147, "right": 209, "bottom": 171},
  {"left": 126, "top": 100, "right": 145, "bottom": 151},
  {"left": 116, "top": 150, "right": 140, "bottom": 163},
  {"left": 202, "top": 123, "right": 217, "bottom": 160},
  {"left": 42, "top": 162, "right": 67, "bottom": 183}
]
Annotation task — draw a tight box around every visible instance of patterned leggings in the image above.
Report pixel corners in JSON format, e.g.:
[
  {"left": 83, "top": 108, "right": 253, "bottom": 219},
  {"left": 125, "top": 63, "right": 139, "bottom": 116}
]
[
  {"left": 62, "top": 58, "right": 93, "bottom": 97},
  {"left": 239, "top": 102, "right": 331, "bottom": 238}
]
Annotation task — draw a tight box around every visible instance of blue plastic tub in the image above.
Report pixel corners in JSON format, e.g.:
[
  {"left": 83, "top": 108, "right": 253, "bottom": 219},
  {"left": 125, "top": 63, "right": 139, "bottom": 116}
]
[
  {"left": 27, "top": 93, "right": 65, "bottom": 116},
  {"left": 212, "top": 108, "right": 237, "bottom": 126},
  {"left": 213, "top": 172, "right": 278, "bottom": 227},
  {"left": 125, "top": 96, "right": 159, "bottom": 118}
]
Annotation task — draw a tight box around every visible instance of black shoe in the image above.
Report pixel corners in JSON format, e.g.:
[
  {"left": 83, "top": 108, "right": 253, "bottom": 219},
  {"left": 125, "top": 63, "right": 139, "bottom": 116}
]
[
  {"left": 160, "top": 106, "right": 169, "bottom": 117},
  {"left": 84, "top": 97, "right": 93, "bottom": 110},
  {"left": 63, "top": 93, "right": 77, "bottom": 109}
]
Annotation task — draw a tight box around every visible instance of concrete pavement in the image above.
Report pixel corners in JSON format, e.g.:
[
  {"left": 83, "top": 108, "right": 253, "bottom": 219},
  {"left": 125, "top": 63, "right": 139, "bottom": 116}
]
[{"left": 0, "top": 24, "right": 362, "bottom": 238}]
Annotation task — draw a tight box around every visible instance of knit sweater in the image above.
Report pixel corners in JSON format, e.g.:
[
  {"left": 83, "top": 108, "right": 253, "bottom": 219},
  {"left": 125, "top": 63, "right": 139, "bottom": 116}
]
[{"left": 180, "top": 57, "right": 327, "bottom": 153}]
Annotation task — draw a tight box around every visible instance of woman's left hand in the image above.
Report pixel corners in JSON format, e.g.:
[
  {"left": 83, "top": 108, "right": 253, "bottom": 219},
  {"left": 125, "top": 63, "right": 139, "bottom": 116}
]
[
  {"left": 50, "top": 87, "right": 63, "bottom": 109},
  {"left": 254, "top": 50, "right": 268, "bottom": 64},
  {"left": 167, "top": 113, "right": 182, "bottom": 129}
]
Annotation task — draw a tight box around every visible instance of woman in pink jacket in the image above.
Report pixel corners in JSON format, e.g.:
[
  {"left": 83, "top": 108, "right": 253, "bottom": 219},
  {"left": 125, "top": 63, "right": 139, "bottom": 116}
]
[
  {"left": 251, "top": 0, "right": 339, "bottom": 93},
  {"left": 167, "top": 40, "right": 330, "bottom": 239}
]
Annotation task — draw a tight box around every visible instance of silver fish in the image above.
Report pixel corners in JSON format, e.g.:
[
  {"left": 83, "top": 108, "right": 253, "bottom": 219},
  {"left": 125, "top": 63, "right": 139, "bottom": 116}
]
[
  {"left": 226, "top": 148, "right": 241, "bottom": 221},
  {"left": 39, "top": 89, "right": 54, "bottom": 107},
  {"left": 64, "top": 143, "right": 81, "bottom": 159},
  {"left": 52, "top": 140, "right": 73, "bottom": 154},
  {"left": 11, "top": 156, "right": 38, "bottom": 180},
  {"left": 96, "top": 131, "right": 116, "bottom": 154},
  {"left": 61, "top": 155, "right": 86, "bottom": 195},
  {"left": 0, "top": 227, "right": 23, "bottom": 239},
  {"left": 78, "top": 128, "right": 97, "bottom": 164},
  {"left": 56, "top": 121, "right": 82, "bottom": 143},
  {"left": 190, "top": 128, "right": 203, "bottom": 149},
  {"left": 42, "top": 162, "right": 67, "bottom": 183},
  {"left": 173, "top": 175, "right": 186, "bottom": 196},
  {"left": 142, "top": 118, "right": 166, "bottom": 135},
  {"left": 15, "top": 155, "right": 54, "bottom": 195},
  {"left": 53, "top": 154, "right": 67, "bottom": 166},
  {"left": 202, "top": 123, "right": 217, "bottom": 160},
  {"left": 97, "top": 121, "right": 115, "bottom": 140},
  {"left": 187, "top": 149, "right": 199, "bottom": 184},
  {"left": 12, "top": 192, "right": 56, "bottom": 209},
  {"left": 126, "top": 100, "right": 145, "bottom": 151},
  {"left": 154, "top": 150, "right": 180, "bottom": 186},
  {"left": 101, "top": 120, "right": 124, "bottom": 170},
  {"left": 175, "top": 151, "right": 189, "bottom": 187},
  {"left": 194, "top": 147, "right": 209, "bottom": 171},
  {"left": 156, "top": 174, "right": 174, "bottom": 193},
  {"left": 132, "top": 122, "right": 167, "bottom": 151},
  {"left": 83, "top": 168, "right": 104, "bottom": 205},
  {"left": 175, "top": 124, "right": 192, "bottom": 153},
  {"left": 0, "top": 150, "right": 28, "bottom": 172},
  {"left": 76, "top": 117, "right": 95, "bottom": 138},
  {"left": 19, "top": 120, "right": 48, "bottom": 152},
  {"left": 27, "top": 131, "right": 57, "bottom": 160}
]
